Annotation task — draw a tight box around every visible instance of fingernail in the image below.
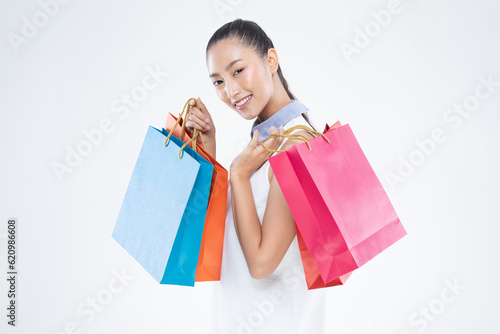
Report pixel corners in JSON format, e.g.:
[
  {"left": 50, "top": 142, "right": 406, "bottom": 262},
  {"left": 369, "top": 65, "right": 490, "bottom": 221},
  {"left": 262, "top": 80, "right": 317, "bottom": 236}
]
[
  {"left": 206, "top": 125, "right": 210, "bottom": 130},
  {"left": 205, "top": 118, "right": 209, "bottom": 122}
]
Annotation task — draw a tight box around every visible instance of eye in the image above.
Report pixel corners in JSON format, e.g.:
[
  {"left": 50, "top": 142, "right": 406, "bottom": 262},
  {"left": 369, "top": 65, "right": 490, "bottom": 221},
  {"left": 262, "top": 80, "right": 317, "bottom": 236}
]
[
  {"left": 213, "top": 80, "right": 223, "bottom": 87},
  {"left": 234, "top": 68, "right": 244, "bottom": 75}
]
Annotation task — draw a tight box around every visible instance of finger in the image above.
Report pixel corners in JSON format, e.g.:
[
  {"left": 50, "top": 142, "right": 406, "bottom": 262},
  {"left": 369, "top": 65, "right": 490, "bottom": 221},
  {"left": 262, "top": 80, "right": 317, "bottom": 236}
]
[
  {"left": 269, "top": 126, "right": 279, "bottom": 137},
  {"left": 250, "top": 129, "right": 259, "bottom": 148},
  {"left": 278, "top": 126, "right": 285, "bottom": 143},
  {"left": 187, "top": 112, "right": 210, "bottom": 130},
  {"left": 268, "top": 126, "right": 283, "bottom": 148},
  {"left": 185, "top": 118, "right": 208, "bottom": 133},
  {"left": 196, "top": 97, "right": 211, "bottom": 122},
  {"left": 189, "top": 104, "right": 210, "bottom": 125},
  {"left": 187, "top": 99, "right": 197, "bottom": 120},
  {"left": 269, "top": 125, "right": 284, "bottom": 134}
]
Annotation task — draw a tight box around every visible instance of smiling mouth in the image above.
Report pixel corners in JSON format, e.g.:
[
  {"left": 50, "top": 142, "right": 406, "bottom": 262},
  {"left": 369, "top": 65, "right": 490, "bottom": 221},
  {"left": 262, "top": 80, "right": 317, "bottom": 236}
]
[{"left": 233, "top": 94, "right": 252, "bottom": 109}]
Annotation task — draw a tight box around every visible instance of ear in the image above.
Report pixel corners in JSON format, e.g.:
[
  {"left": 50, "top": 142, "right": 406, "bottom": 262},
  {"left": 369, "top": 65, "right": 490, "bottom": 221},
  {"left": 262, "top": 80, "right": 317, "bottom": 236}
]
[{"left": 266, "top": 48, "right": 279, "bottom": 75}]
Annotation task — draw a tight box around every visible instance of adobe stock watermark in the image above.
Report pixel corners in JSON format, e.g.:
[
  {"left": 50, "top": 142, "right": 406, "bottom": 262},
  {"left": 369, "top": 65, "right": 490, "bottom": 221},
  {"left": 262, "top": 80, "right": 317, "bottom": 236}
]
[
  {"left": 384, "top": 74, "right": 499, "bottom": 192},
  {"left": 398, "top": 277, "right": 466, "bottom": 333},
  {"left": 213, "top": 0, "right": 245, "bottom": 21},
  {"left": 51, "top": 65, "right": 169, "bottom": 183},
  {"left": 7, "top": 0, "right": 73, "bottom": 54},
  {"left": 339, "top": 0, "right": 403, "bottom": 63},
  {"left": 47, "top": 267, "right": 134, "bottom": 334}
]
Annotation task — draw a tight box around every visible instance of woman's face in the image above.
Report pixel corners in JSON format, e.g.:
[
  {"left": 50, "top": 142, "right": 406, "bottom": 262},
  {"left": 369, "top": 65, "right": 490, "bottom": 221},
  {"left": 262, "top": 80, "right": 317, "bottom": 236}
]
[{"left": 206, "top": 38, "right": 274, "bottom": 120}]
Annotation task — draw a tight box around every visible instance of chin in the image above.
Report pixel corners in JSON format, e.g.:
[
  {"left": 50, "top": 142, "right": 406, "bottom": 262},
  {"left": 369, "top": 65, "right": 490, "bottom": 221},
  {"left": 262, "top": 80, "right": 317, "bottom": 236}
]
[
  {"left": 227, "top": 103, "right": 258, "bottom": 120},
  {"left": 236, "top": 110, "right": 260, "bottom": 121},
  {"left": 238, "top": 112, "right": 257, "bottom": 120}
]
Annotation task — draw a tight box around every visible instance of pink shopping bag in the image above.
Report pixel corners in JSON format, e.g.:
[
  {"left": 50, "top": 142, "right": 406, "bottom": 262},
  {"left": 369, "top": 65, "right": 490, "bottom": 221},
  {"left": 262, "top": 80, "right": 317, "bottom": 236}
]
[{"left": 268, "top": 123, "right": 406, "bottom": 283}]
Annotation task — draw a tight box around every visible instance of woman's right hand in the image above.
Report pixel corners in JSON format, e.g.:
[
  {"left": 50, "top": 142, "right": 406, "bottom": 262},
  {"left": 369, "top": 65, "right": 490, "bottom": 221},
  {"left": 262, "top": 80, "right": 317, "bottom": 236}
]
[{"left": 185, "top": 97, "right": 216, "bottom": 158}]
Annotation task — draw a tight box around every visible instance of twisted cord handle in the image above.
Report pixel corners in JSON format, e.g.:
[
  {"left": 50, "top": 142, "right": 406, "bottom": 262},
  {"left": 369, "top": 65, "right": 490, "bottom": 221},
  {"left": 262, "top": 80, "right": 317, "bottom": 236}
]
[
  {"left": 260, "top": 124, "right": 331, "bottom": 153},
  {"left": 164, "top": 98, "right": 207, "bottom": 159}
]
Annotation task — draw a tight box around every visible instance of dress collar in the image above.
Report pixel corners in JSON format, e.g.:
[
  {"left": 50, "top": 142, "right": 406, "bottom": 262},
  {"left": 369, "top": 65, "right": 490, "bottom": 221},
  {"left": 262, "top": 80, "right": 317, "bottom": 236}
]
[{"left": 250, "top": 99, "right": 309, "bottom": 142}]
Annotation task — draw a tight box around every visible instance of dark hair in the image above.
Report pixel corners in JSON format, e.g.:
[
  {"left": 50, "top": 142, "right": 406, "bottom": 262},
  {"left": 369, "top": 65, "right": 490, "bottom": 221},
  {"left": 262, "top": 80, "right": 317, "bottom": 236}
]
[{"left": 206, "top": 18, "right": 317, "bottom": 132}]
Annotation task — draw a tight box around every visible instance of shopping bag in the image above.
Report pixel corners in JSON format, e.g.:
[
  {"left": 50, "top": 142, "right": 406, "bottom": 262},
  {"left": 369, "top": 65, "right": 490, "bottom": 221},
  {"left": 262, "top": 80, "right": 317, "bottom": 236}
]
[
  {"left": 297, "top": 227, "right": 351, "bottom": 290},
  {"left": 112, "top": 124, "right": 213, "bottom": 287},
  {"left": 165, "top": 98, "right": 228, "bottom": 281},
  {"left": 265, "top": 122, "right": 406, "bottom": 282},
  {"left": 296, "top": 120, "right": 352, "bottom": 289},
  {"left": 267, "top": 120, "right": 351, "bottom": 289}
]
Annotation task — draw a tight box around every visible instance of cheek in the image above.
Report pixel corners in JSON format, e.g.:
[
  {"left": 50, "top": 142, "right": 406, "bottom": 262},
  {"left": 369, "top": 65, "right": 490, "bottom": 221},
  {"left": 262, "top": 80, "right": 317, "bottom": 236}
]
[
  {"left": 216, "top": 87, "right": 237, "bottom": 111},
  {"left": 216, "top": 88, "right": 225, "bottom": 101},
  {"left": 252, "top": 66, "right": 272, "bottom": 94},
  {"left": 216, "top": 87, "right": 232, "bottom": 106},
  {"left": 243, "top": 68, "right": 261, "bottom": 91}
]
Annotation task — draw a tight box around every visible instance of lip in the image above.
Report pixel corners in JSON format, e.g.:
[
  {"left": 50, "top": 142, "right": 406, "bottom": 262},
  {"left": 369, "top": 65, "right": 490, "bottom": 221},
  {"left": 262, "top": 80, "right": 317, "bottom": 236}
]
[{"left": 233, "top": 94, "right": 252, "bottom": 110}]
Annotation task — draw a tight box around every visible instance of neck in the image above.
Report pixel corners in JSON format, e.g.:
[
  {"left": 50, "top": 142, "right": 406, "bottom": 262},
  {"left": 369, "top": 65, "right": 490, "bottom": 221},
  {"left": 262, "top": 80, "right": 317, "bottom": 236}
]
[{"left": 257, "top": 75, "right": 292, "bottom": 123}]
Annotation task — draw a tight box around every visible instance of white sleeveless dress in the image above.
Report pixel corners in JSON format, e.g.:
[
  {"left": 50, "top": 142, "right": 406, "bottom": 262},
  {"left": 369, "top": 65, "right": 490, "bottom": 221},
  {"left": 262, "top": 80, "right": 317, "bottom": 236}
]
[{"left": 211, "top": 114, "right": 327, "bottom": 334}]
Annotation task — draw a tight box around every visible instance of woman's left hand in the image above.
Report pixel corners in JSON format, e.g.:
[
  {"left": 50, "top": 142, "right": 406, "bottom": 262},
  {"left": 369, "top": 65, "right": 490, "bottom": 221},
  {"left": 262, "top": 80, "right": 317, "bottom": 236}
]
[{"left": 230, "top": 126, "right": 285, "bottom": 179}]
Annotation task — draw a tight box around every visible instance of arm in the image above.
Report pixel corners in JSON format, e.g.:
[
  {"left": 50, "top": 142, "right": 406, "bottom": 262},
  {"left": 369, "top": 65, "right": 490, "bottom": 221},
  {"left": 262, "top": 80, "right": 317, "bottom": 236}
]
[{"left": 230, "top": 129, "right": 315, "bottom": 279}]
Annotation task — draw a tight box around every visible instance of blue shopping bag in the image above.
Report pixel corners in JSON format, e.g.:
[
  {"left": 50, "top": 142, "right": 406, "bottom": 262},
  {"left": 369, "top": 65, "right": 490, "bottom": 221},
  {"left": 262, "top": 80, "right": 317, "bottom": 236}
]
[{"left": 112, "top": 126, "right": 213, "bottom": 286}]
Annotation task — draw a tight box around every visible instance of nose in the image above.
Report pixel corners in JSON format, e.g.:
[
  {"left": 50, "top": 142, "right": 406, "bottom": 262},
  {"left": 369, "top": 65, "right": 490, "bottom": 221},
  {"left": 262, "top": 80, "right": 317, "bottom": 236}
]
[{"left": 225, "top": 78, "right": 240, "bottom": 101}]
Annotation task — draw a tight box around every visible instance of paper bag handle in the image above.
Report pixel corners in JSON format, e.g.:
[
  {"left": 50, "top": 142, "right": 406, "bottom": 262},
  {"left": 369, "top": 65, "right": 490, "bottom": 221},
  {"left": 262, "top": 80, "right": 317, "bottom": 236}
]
[
  {"left": 164, "top": 98, "right": 207, "bottom": 159},
  {"left": 260, "top": 124, "right": 330, "bottom": 153}
]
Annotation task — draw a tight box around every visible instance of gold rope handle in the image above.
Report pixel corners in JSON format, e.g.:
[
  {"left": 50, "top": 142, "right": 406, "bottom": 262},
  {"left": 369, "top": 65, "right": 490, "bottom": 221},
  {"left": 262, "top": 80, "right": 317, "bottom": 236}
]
[
  {"left": 164, "top": 98, "right": 207, "bottom": 159},
  {"left": 179, "top": 99, "right": 207, "bottom": 151},
  {"left": 263, "top": 133, "right": 313, "bottom": 150},
  {"left": 164, "top": 99, "right": 190, "bottom": 147},
  {"left": 260, "top": 124, "right": 331, "bottom": 153}
]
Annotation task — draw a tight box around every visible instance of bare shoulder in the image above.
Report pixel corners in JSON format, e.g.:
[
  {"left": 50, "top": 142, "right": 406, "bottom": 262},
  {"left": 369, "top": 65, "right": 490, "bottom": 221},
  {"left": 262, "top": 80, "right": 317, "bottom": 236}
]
[{"left": 267, "top": 130, "right": 316, "bottom": 184}]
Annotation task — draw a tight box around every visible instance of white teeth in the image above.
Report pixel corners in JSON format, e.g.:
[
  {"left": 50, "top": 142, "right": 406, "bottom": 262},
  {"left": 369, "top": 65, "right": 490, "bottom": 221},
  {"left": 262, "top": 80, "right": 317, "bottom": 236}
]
[{"left": 235, "top": 95, "right": 251, "bottom": 106}]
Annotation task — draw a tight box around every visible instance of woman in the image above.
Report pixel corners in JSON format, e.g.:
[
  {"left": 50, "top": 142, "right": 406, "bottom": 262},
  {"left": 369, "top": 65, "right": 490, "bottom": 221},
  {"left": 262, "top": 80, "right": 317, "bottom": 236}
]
[{"left": 185, "top": 18, "right": 327, "bottom": 334}]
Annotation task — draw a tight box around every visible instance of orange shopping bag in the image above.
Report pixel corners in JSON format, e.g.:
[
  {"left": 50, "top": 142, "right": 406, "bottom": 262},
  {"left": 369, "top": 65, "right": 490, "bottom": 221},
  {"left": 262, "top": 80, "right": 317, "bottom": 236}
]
[{"left": 165, "top": 98, "right": 228, "bottom": 281}]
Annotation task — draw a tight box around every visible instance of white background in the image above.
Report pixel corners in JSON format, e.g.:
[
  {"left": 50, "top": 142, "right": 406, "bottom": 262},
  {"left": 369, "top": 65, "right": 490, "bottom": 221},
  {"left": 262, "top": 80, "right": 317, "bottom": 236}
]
[{"left": 1, "top": 0, "right": 499, "bottom": 333}]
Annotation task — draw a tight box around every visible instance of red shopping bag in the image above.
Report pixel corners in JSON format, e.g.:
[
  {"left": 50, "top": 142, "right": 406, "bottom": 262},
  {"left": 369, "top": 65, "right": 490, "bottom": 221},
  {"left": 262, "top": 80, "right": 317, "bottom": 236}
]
[
  {"left": 297, "top": 226, "right": 352, "bottom": 289},
  {"left": 323, "top": 120, "right": 341, "bottom": 134},
  {"left": 267, "top": 122, "right": 406, "bottom": 283}
]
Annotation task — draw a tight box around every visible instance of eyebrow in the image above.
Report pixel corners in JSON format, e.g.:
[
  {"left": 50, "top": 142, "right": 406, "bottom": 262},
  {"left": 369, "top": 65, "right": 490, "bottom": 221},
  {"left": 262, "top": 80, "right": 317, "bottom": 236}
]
[{"left": 209, "top": 58, "right": 243, "bottom": 78}]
